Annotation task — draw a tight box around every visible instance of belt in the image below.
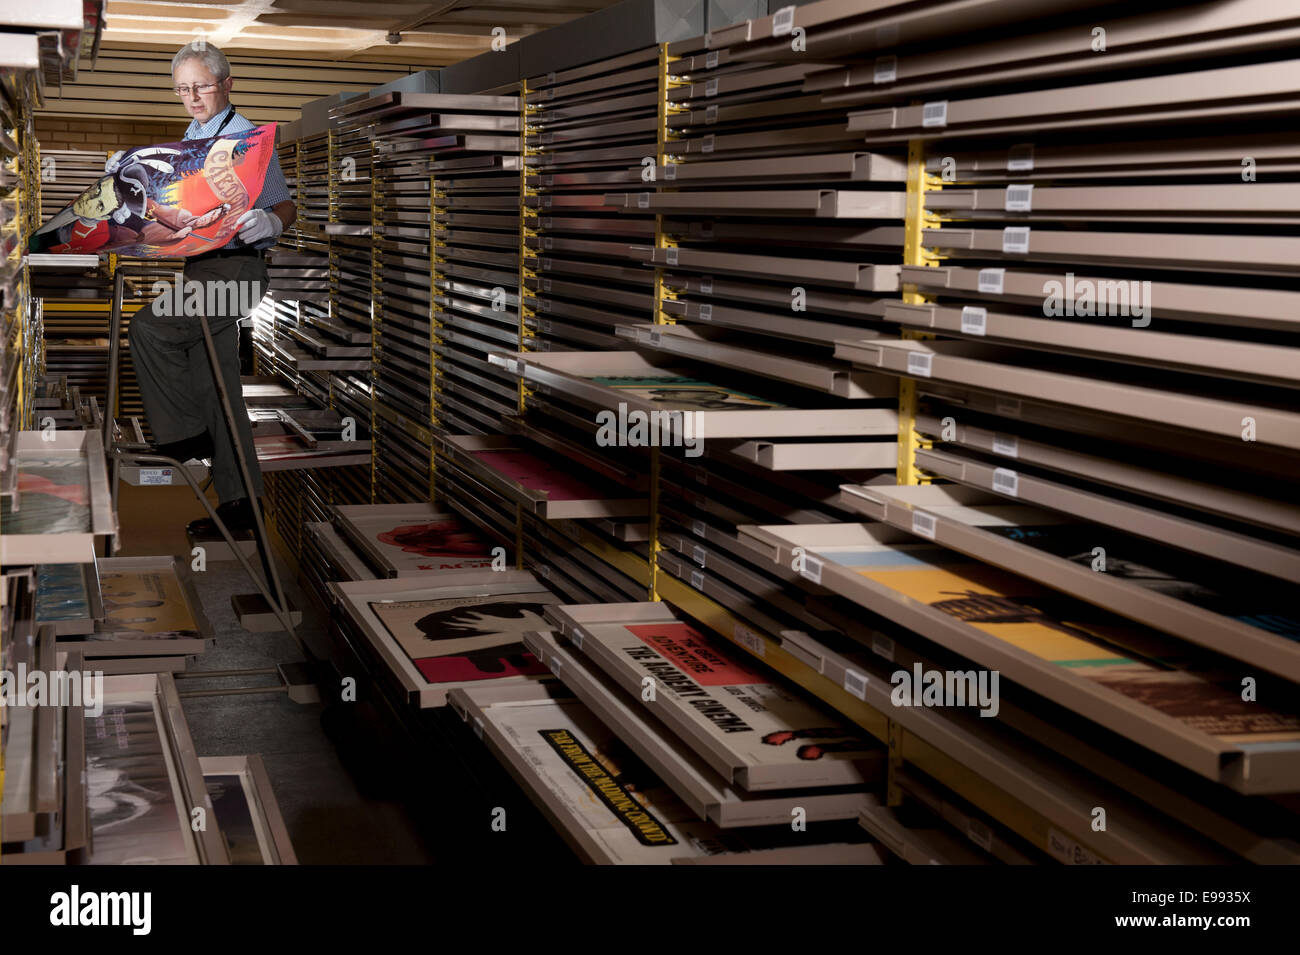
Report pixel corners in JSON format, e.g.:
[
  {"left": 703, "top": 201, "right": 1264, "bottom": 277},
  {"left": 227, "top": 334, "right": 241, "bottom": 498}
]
[{"left": 189, "top": 245, "right": 262, "bottom": 264}]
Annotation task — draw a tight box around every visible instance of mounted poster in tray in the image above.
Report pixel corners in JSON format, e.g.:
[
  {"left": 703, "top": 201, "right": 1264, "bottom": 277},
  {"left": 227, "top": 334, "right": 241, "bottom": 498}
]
[
  {"left": 28, "top": 125, "right": 277, "bottom": 258},
  {"left": 332, "top": 503, "right": 495, "bottom": 577},
  {"left": 329, "top": 570, "right": 560, "bottom": 707}
]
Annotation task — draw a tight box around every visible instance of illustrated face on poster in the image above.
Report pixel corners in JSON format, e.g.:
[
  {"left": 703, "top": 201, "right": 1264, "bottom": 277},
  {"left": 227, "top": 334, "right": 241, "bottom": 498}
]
[
  {"left": 377, "top": 520, "right": 490, "bottom": 560},
  {"left": 29, "top": 124, "right": 276, "bottom": 258},
  {"left": 368, "top": 592, "right": 560, "bottom": 684}
]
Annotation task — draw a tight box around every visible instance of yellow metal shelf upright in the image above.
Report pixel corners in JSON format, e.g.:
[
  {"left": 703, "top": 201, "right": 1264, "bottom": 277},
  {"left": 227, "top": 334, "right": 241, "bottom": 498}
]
[
  {"left": 515, "top": 79, "right": 541, "bottom": 566},
  {"left": 369, "top": 139, "right": 380, "bottom": 503},
  {"left": 897, "top": 136, "right": 944, "bottom": 487}
]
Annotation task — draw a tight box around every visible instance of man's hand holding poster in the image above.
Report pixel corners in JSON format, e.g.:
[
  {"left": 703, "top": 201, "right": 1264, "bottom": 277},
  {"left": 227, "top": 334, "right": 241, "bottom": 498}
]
[{"left": 30, "top": 123, "right": 277, "bottom": 258}]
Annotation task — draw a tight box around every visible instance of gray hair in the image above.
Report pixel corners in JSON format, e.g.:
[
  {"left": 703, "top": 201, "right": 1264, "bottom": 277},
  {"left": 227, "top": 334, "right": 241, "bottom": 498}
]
[{"left": 172, "top": 41, "right": 230, "bottom": 80}]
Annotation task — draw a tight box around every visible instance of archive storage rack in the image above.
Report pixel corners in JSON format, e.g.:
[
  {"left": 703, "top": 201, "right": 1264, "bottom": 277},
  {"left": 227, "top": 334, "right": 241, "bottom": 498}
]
[{"left": 251, "top": 0, "right": 1300, "bottom": 865}]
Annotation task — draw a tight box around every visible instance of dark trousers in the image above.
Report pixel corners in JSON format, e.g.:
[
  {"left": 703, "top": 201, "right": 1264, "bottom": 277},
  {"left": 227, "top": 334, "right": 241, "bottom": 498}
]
[{"left": 130, "top": 253, "right": 267, "bottom": 502}]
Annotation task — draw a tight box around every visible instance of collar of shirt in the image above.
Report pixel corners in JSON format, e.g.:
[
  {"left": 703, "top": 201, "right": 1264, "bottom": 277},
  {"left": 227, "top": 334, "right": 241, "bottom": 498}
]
[{"left": 184, "top": 106, "right": 244, "bottom": 141}]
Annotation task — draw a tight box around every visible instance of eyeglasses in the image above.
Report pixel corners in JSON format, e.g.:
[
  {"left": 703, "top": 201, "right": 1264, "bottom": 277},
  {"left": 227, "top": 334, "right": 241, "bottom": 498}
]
[{"left": 173, "top": 82, "right": 221, "bottom": 97}]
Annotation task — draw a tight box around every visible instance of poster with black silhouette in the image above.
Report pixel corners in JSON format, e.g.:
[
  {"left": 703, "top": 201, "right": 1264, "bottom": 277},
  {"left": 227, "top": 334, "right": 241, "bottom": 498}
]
[{"left": 368, "top": 592, "right": 559, "bottom": 689}]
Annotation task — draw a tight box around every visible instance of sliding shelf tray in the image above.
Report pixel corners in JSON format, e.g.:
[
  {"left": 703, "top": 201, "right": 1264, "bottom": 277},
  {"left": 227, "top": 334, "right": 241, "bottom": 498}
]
[
  {"left": 328, "top": 569, "right": 558, "bottom": 708},
  {"left": 332, "top": 503, "right": 496, "bottom": 578},
  {"left": 739, "top": 522, "right": 1300, "bottom": 794},
  {"left": 200, "top": 755, "right": 298, "bottom": 865},
  {"left": 523, "top": 630, "right": 876, "bottom": 827},
  {"left": 543, "top": 601, "right": 880, "bottom": 791},
  {"left": 33, "top": 562, "right": 101, "bottom": 636},
  {"left": 835, "top": 338, "right": 1300, "bottom": 451},
  {"left": 496, "top": 351, "right": 896, "bottom": 439},
  {"left": 81, "top": 554, "right": 212, "bottom": 656},
  {"left": 837, "top": 483, "right": 1300, "bottom": 683},
  {"left": 914, "top": 446, "right": 1300, "bottom": 586},
  {"left": 1, "top": 430, "right": 114, "bottom": 565},
  {"left": 438, "top": 434, "right": 647, "bottom": 520}
]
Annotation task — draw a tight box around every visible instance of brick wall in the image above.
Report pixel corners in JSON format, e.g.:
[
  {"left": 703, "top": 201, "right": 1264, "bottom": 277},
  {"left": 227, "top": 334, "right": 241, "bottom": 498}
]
[{"left": 34, "top": 117, "right": 188, "bottom": 153}]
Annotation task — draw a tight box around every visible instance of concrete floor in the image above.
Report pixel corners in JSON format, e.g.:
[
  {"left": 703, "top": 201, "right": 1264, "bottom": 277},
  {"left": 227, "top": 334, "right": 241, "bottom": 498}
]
[{"left": 114, "top": 482, "right": 577, "bottom": 865}]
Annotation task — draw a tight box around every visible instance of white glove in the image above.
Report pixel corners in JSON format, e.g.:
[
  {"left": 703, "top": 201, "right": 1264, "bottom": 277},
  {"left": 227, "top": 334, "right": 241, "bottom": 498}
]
[
  {"left": 234, "top": 208, "right": 283, "bottom": 244},
  {"left": 105, "top": 150, "right": 124, "bottom": 173}
]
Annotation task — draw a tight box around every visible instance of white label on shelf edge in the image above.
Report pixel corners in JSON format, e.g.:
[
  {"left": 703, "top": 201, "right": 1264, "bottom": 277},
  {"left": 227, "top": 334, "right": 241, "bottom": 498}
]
[
  {"left": 705, "top": 78, "right": 719, "bottom": 98},
  {"left": 701, "top": 134, "right": 715, "bottom": 154},
  {"left": 996, "top": 396, "right": 1022, "bottom": 417},
  {"left": 871, "top": 634, "right": 895, "bottom": 662},
  {"left": 1002, "top": 226, "right": 1031, "bottom": 254},
  {"left": 921, "top": 100, "right": 948, "bottom": 128},
  {"left": 977, "top": 267, "right": 1005, "bottom": 294},
  {"left": 705, "top": 104, "right": 718, "bottom": 124},
  {"left": 139, "top": 468, "right": 172, "bottom": 485},
  {"left": 698, "top": 303, "right": 713, "bottom": 321},
  {"left": 907, "top": 351, "right": 933, "bottom": 378},
  {"left": 699, "top": 276, "right": 714, "bottom": 294},
  {"left": 1007, "top": 143, "right": 1035, "bottom": 172},
  {"left": 692, "top": 519, "right": 706, "bottom": 536},
  {"left": 648, "top": 328, "right": 662, "bottom": 347},
  {"left": 734, "top": 623, "right": 765, "bottom": 657},
  {"left": 637, "top": 191, "right": 650, "bottom": 209},
  {"left": 541, "top": 278, "right": 551, "bottom": 292},
  {"left": 472, "top": 716, "right": 484, "bottom": 739},
  {"left": 537, "top": 563, "right": 550, "bottom": 578},
  {"left": 873, "top": 56, "right": 897, "bottom": 84},
  {"left": 706, "top": 51, "right": 720, "bottom": 70},
  {"left": 772, "top": 5, "right": 796, "bottom": 36},
  {"left": 571, "top": 628, "right": 585, "bottom": 651},
  {"left": 992, "top": 467, "right": 1020, "bottom": 497},
  {"left": 801, "top": 554, "right": 824, "bottom": 585},
  {"left": 843, "top": 669, "right": 869, "bottom": 700},
  {"left": 967, "top": 819, "right": 994, "bottom": 852},
  {"left": 960, "top": 305, "right": 987, "bottom": 336},
  {"left": 551, "top": 656, "right": 563, "bottom": 679},
  {"left": 912, "top": 510, "right": 937, "bottom": 540},
  {"left": 991, "top": 433, "right": 1019, "bottom": 457},
  {"left": 663, "top": 163, "right": 677, "bottom": 181},
  {"left": 665, "top": 246, "right": 679, "bottom": 267},
  {"left": 1047, "top": 828, "right": 1108, "bottom": 865},
  {"left": 692, "top": 544, "right": 706, "bottom": 566},
  {"left": 1004, "top": 184, "right": 1033, "bottom": 212},
  {"left": 690, "top": 569, "right": 705, "bottom": 590}
]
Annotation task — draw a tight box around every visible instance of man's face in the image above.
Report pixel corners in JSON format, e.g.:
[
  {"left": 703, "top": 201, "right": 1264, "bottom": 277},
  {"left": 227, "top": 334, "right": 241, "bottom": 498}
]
[
  {"left": 73, "top": 177, "right": 120, "bottom": 219},
  {"left": 173, "top": 57, "right": 232, "bottom": 125}
]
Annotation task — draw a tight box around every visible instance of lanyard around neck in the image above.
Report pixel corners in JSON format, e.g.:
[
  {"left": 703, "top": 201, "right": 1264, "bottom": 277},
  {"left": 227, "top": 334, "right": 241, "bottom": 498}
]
[{"left": 212, "top": 105, "right": 236, "bottom": 135}]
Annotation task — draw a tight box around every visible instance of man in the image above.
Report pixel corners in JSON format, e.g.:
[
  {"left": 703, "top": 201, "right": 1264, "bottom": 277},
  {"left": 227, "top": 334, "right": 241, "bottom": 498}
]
[{"left": 127, "top": 41, "right": 295, "bottom": 536}]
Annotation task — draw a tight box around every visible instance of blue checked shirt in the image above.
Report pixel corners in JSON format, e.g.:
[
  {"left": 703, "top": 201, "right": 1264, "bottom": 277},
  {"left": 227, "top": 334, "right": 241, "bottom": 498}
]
[{"left": 184, "top": 107, "right": 290, "bottom": 249}]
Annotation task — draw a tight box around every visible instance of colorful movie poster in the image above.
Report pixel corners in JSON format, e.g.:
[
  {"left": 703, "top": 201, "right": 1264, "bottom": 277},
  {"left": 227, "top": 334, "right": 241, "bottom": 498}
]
[
  {"left": 98, "top": 568, "right": 200, "bottom": 636},
  {"left": 470, "top": 449, "right": 605, "bottom": 501},
  {"left": 29, "top": 124, "right": 277, "bottom": 258}
]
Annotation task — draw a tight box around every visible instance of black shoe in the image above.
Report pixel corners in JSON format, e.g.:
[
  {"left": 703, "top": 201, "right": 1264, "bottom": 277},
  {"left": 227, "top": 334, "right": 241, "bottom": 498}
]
[
  {"left": 155, "top": 430, "right": 214, "bottom": 463},
  {"left": 186, "top": 498, "right": 262, "bottom": 539}
]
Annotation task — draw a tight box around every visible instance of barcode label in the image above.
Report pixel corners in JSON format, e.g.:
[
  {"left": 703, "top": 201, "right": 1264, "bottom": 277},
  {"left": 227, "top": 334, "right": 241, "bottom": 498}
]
[
  {"left": 873, "top": 56, "right": 897, "bottom": 84},
  {"left": 907, "top": 352, "right": 933, "bottom": 377},
  {"left": 538, "top": 299, "right": 551, "bottom": 312},
  {"left": 692, "top": 519, "right": 706, "bottom": 536},
  {"left": 698, "top": 303, "right": 713, "bottom": 321},
  {"left": 571, "top": 628, "right": 585, "bottom": 651},
  {"left": 844, "top": 669, "right": 869, "bottom": 700},
  {"left": 665, "top": 246, "right": 679, "bottom": 267},
  {"left": 1007, "top": 143, "right": 1035, "bottom": 172},
  {"left": 772, "top": 5, "right": 796, "bottom": 36},
  {"left": 648, "top": 328, "right": 662, "bottom": 347},
  {"left": 540, "top": 319, "right": 552, "bottom": 333},
  {"left": 541, "top": 278, "right": 551, "bottom": 292},
  {"left": 1005, "top": 184, "right": 1034, "bottom": 212},
  {"left": 551, "top": 656, "right": 564, "bottom": 679},
  {"left": 692, "top": 544, "right": 706, "bottom": 566},
  {"left": 802, "top": 555, "right": 824, "bottom": 584},
  {"left": 734, "top": 624, "right": 765, "bottom": 657},
  {"left": 542, "top": 236, "right": 553, "bottom": 250},
  {"left": 977, "top": 267, "right": 1005, "bottom": 294},
  {"left": 702, "top": 134, "right": 715, "bottom": 153},
  {"left": 472, "top": 716, "right": 484, "bottom": 739},
  {"left": 537, "top": 563, "right": 550, "bottom": 578},
  {"left": 541, "top": 194, "right": 553, "bottom": 207},
  {"left": 700, "top": 276, "right": 713, "bottom": 294},
  {"left": 663, "top": 163, "right": 677, "bottom": 181},
  {"left": 912, "top": 510, "right": 937, "bottom": 539},
  {"left": 922, "top": 101, "right": 948, "bottom": 128},
  {"left": 706, "top": 51, "right": 720, "bottom": 69},
  {"left": 871, "top": 634, "right": 895, "bottom": 662},
  {"left": 992, "top": 467, "right": 1020, "bottom": 497},
  {"left": 690, "top": 569, "right": 705, "bottom": 590},
  {"left": 1002, "top": 226, "right": 1031, "bottom": 254},
  {"left": 967, "top": 819, "right": 994, "bottom": 851},
  {"left": 1048, "top": 828, "right": 1108, "bottom": 866},
  {"left": 996, "top": 397, "right": 1022, "bottom": 417},
  {"left": 140, "top": 468, "right": 172, "bottom": 485},
  {"left": 705, "top": 104, "right": 718, "bottom": 124},
  {"left": 991, "top": 433, "right": 1019, "bottom": 457},
  {"left": 960, "top": 306, "right": 987, "bottom": 336},
  {"left": 637, "top": 191, "right": 650, "bottom": 209},
  {"left": 705, "top": 78, "right": 719, "bottom": 97}
]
